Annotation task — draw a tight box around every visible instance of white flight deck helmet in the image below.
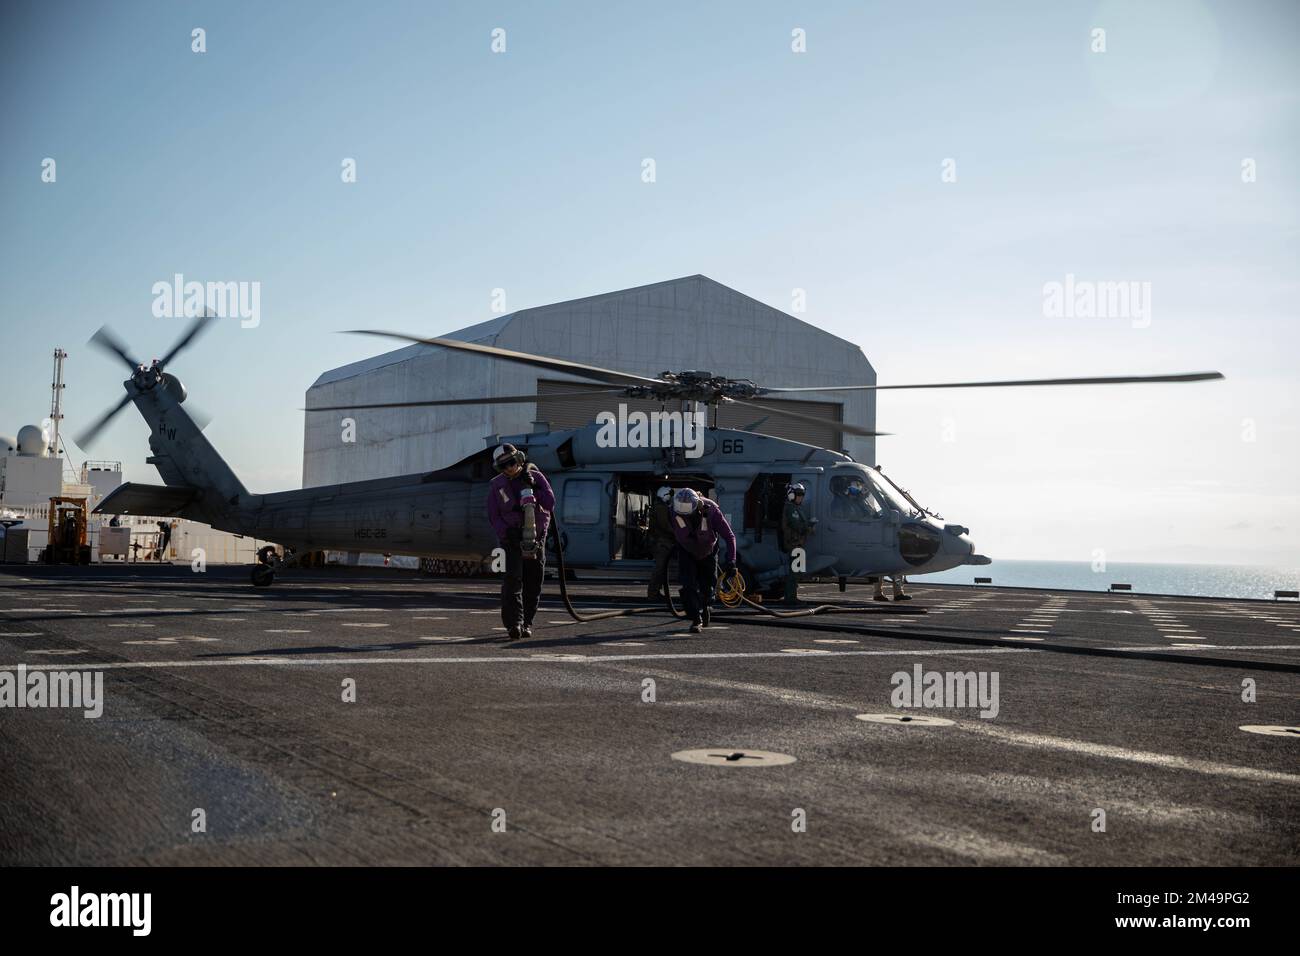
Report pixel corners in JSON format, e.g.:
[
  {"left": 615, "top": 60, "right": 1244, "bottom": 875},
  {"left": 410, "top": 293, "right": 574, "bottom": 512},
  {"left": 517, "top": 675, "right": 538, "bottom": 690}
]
[
  {"left": 493, "top": 443, "right": 525, "bottom": 472},
  {"left": 672, "top": 487, "right": 701, "bottom": 516},
  {"left": 786, "top": 482, "right": 806, "bottom": 501},
  {"left": 656, "top": 486, "right": 673, "bottom": 503}
]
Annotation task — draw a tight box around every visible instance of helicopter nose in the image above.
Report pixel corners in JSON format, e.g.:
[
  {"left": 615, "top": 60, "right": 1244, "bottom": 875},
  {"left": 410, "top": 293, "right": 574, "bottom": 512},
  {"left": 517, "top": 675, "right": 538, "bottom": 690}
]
[
  {"left": 941, "top": 523, "right": 975, "bottom": 558},
  {"left": 900, "top": 522, "right": 977, "bottom": 572},
  {"left": 943, "top": 525, "right": 992, "bottom": 567}
]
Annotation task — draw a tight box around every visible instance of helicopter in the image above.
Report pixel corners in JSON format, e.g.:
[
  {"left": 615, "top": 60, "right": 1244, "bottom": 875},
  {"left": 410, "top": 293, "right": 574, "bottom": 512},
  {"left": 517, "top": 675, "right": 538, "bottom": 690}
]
[{"left": 79, "top": 315, "right": 1224, "bottom": 589}]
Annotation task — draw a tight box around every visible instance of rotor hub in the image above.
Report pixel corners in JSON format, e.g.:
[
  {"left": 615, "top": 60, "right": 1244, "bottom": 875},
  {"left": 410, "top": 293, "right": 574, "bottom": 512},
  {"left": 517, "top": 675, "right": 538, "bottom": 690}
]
[{"left": 627, "top": 372, "right": 763, "bottom": 404}]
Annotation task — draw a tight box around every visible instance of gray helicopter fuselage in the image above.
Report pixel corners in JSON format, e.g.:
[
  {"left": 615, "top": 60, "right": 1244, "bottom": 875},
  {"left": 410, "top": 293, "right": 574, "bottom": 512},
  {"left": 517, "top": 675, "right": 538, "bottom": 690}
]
[{"left": 95, "top": 379, "right": 981, "bottom": 580}]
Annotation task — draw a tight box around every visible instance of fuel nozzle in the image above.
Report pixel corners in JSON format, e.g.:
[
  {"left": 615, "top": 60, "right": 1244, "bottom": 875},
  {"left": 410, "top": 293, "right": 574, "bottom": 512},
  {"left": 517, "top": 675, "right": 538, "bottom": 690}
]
[{"left": 519, "top": 487, "right": 539, "bottom": 557}]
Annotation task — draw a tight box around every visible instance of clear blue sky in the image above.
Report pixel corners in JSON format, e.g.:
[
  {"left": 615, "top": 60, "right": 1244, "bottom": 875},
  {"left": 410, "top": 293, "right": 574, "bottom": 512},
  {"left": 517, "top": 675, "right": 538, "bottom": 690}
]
[{"left": 2, "top": 0, "right": 1296, "bottom": 564}]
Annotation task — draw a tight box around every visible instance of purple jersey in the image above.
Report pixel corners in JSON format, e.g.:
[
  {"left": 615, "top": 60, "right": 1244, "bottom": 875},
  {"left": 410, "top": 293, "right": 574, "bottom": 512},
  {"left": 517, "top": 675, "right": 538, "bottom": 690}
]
[
  {"left": 487, "top": 466, "right": 556, "bottom": 543},
  {"left": 670, "top": 498, "right": 736, "bottom": 564}
]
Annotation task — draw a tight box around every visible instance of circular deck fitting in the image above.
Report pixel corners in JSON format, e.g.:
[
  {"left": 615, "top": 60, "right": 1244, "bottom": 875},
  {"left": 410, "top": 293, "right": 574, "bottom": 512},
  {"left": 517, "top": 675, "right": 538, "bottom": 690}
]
[
  {"left": 671, "top": 749, "right": 797, "bottom": 767},
  {"left": 855, "top": 713, "right": 955, "bottom": 727},
  {"left": 1239, "top": 725, "right": 1300, "bottom": 738}
]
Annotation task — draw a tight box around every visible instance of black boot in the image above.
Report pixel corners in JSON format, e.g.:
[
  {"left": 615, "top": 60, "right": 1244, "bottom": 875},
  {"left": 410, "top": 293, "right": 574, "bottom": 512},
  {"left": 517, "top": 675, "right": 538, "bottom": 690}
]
[
  {"left": 520, "top": 624, "right": 534, "bottom": 640},
  {"left": 506, "top": 625, "right": 522, "bottom": 641}
]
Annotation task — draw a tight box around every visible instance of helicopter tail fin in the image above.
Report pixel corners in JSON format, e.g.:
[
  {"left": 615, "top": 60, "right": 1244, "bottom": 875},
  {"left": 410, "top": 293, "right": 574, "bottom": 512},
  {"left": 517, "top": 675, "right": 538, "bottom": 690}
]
[{"left": 128, "top": 379, "right": 248, "bottom": 509}]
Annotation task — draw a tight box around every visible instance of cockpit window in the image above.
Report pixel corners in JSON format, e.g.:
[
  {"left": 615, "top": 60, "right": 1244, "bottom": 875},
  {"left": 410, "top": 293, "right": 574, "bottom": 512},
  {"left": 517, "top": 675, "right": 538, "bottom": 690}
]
[
  {"left": 829, "top": 474, "right": 882, "bottom": 521},
  {"left": 831, "top": 469, "right": 921, "bottom": 518},
  {"left": 864, "top": 469, "right": 917, "bottom": 516},
  {"left": 867, "top": 468, "right": 927, "bottom": 518}
]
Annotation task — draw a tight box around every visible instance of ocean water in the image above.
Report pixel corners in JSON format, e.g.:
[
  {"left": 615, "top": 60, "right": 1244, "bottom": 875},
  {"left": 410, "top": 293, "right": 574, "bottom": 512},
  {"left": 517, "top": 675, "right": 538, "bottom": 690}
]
[{"left": 918, "top": 559, "right": 1300, "bottom": 601}]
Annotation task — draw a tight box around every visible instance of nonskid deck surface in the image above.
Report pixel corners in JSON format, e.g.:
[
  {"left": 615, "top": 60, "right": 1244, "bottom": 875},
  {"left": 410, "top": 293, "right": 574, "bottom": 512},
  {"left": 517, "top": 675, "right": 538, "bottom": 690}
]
[{"left": 2, "top": 565, "right": 1297, "bottom": 866}]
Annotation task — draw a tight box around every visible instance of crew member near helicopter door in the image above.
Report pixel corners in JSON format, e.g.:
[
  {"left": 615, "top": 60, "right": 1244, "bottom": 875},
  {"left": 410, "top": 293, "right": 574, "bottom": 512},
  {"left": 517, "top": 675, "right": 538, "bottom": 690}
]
[
  {"left": 486, "top": 443, "right": 556, "bottom": 640},
  {"left": 781, "top": 482, "right": 815, "bottom": 604},
  {"left": 669, "top": 488, "right": 737, "bottom": 633},
  {"left": 646, "top": 486, "right": 676, "bottom": 600}
]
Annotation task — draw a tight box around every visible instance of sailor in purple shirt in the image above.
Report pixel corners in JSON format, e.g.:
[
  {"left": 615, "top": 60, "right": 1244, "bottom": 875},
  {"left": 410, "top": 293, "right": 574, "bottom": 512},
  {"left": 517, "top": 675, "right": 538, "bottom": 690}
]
[
  {"left": 486, "top": 443, "right": 555, "bottom": 640},
  {"left": 668, "top": 488, "right": 737, "bottom": 633}
]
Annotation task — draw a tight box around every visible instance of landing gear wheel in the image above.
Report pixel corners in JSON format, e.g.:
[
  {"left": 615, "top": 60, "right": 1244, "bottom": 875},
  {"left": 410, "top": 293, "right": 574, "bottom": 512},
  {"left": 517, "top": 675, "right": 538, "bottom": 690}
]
[{"left": 253, "top": 545, "right": 279, "bottom": 587}]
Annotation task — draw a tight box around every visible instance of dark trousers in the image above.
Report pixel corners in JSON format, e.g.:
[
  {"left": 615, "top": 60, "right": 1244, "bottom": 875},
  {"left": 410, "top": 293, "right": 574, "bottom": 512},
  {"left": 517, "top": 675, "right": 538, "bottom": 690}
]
[
  {"left": 501, "top": 536, "right": 545, "bottom": 629},
  {"left": 648, "top": 541, "right": 674, "bottom": 596},
  {"left": 677, "top": 546, "right": 718, "bottom": 621},
  {"left": 784, "top": 549, "right": 802, "bottom": 602}
]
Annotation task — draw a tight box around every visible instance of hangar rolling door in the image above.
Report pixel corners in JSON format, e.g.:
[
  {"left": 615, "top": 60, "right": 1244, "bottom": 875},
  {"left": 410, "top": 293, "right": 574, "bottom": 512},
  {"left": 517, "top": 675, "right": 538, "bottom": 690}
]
[{"left": 534, "top": 380, "right": 844, "bottom": 451}]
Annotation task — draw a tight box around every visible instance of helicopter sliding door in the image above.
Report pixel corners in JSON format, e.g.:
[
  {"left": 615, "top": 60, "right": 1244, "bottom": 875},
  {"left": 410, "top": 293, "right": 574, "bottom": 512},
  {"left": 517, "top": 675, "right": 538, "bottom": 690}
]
[{"left": 555, "top": 476, "right": 612, "bottom": 565}]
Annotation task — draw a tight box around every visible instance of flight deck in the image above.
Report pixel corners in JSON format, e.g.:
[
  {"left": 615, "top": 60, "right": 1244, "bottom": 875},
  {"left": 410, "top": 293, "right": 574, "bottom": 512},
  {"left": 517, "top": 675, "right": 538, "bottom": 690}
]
[{"left": 2, "top": 565, "right": 1297, "bottom": 866}]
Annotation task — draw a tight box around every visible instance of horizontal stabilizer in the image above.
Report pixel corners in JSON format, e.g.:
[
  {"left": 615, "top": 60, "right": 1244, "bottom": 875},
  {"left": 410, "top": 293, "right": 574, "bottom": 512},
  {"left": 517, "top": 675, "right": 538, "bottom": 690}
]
[{"left": 94, "top": 482, "right": 200, "bottom": 517}]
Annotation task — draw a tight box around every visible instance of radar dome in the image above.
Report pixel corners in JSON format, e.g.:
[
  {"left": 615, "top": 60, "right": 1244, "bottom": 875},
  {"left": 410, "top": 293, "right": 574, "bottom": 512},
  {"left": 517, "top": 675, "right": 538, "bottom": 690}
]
[
  {"left": 0, "top": 435, "right": 16, "bottom": 454},
  {"left": 17, "top": 425, "right": 48, "bottom": 457}
]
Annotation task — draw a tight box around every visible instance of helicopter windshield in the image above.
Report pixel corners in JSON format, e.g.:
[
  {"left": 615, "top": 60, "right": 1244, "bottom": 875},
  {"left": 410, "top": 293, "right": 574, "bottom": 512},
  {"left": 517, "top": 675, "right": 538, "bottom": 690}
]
[
  {"left": 829, "top": 472, "right": 887, "bottom": 521},
  {"left": 862, "top": 468, "right": 922, "bottom": 517}
]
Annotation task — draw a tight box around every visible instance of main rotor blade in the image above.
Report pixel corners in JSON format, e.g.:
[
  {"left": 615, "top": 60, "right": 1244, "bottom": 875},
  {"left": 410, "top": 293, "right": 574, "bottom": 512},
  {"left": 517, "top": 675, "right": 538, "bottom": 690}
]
[
  {"left": 305, "top": 388, "right": 628, "bottom": 412},
  {"left": 759, "top": 371, "right": 1225, "bottom": 393},
  {"left": 726, "top": 398, "right": 890, "bottom": 438},
  {"left": 72, "top": 392, "right": 134, "bottom": 449},
  {"left": 158, "top": 311, "right": 217, "bottom": 368},
  {"left": 344, "top": 330, "right": 664, "bottom": 388},
  {"left": 87, "top": 326, "right": 140, "bottom": 373}
]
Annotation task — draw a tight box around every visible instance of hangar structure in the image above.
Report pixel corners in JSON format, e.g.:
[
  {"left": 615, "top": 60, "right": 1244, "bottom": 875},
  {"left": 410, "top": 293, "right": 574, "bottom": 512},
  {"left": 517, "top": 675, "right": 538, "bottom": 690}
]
[{"left": 303, "top": 276, "right": 877, "bottom": 486}]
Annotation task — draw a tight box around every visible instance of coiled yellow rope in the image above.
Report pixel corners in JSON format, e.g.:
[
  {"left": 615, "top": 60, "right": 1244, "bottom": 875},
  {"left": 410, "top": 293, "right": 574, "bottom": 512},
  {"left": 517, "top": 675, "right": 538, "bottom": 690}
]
[{"left": 716, "top": 566, "right": 748, "bottom": 608}]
